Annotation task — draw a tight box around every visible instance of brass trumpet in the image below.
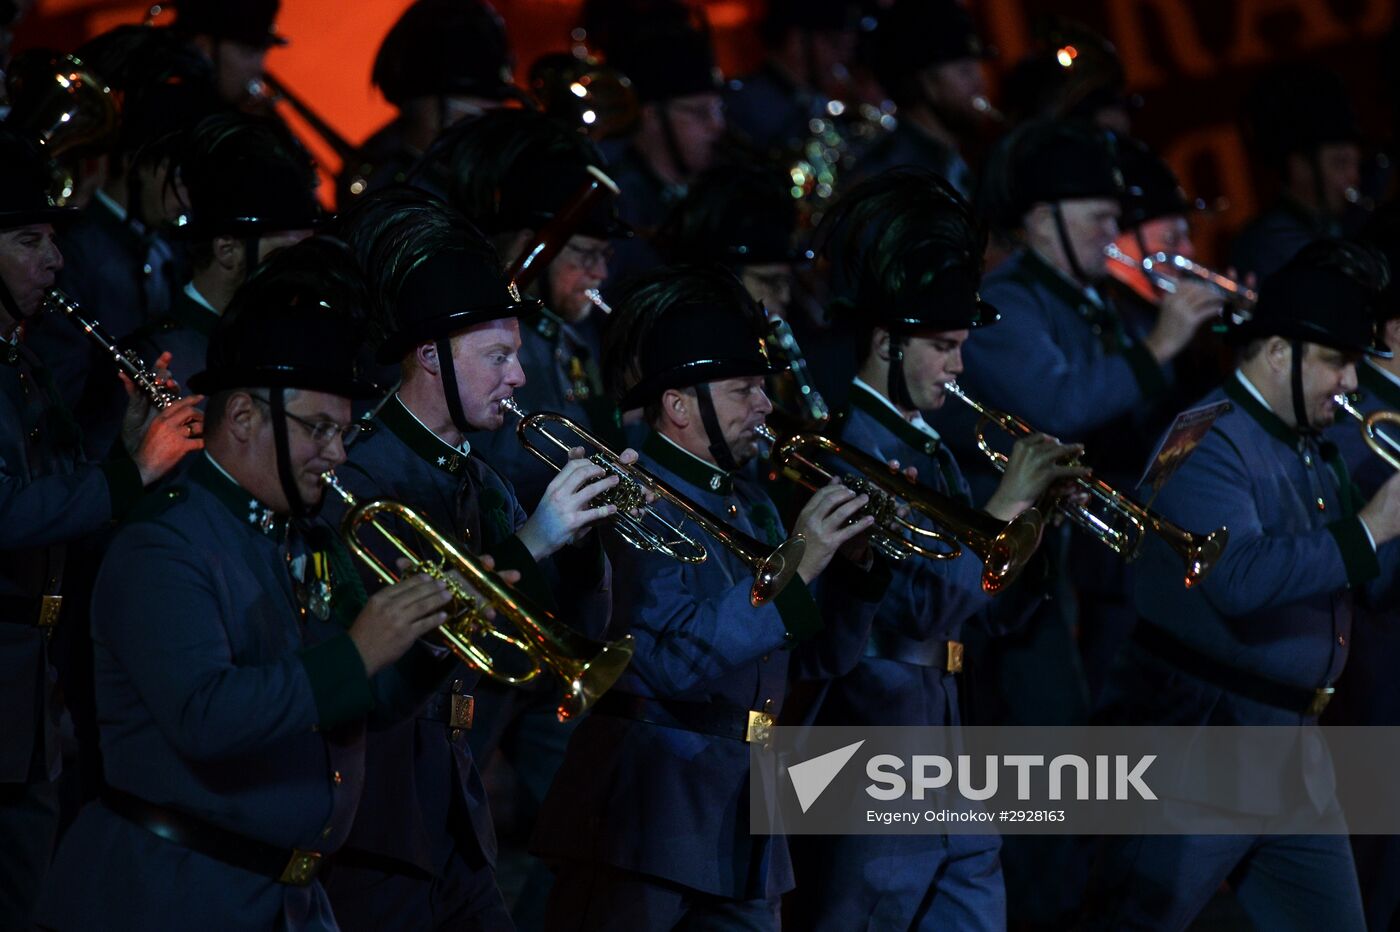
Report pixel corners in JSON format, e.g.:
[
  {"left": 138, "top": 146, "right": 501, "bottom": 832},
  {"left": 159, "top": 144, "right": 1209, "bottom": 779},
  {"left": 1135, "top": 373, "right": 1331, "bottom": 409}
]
[
  {"left": 321, "top": 472, "right": 635, "bottom": 721},
  {"left": 1334, "top": 393, "right": 1400, "bottom": 470},
  {"left": 1104, "top": 244, "right": 1258, "bottom": 313},
  {"left": 756, "top": 425, "right": 1045, "bottom": 594},
  {"left": 499, "top": 399, "right": 806, "bottom": 605},
  {"left": 942, "top": 382, "right": 1228, "bottom": 589}
]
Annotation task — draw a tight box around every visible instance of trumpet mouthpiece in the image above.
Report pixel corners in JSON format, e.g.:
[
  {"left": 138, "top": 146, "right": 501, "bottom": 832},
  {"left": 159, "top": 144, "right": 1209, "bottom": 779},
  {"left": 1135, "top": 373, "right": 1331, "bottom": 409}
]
[{"left": 584, "top": 289, "right": 612, "bottom": 314}]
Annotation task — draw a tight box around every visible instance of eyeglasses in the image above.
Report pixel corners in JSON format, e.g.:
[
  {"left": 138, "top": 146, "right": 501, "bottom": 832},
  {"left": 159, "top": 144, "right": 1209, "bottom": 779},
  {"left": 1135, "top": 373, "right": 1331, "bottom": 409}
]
[
  {"left": 561, "top": 241, "right": 615, "bottom": 273},
  {"left": 251, "top": 394, "right": 364, "bottom": 446}
]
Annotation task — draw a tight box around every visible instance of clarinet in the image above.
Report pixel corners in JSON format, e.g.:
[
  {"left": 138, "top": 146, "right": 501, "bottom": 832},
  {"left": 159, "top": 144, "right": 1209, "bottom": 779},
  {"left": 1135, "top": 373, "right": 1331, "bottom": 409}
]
[
  {"left": 43, "top": 287, "right": 178, "bottom": 409},
  {"left": 765, "top": 315, "right": 830, "bottom": 426}
]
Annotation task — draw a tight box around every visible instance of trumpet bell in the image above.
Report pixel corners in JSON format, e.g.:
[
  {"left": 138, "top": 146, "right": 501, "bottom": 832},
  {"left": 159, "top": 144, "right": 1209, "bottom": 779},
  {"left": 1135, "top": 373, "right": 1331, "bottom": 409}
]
[
  {"left": 981, "top": 507, "right": 1047, "bottom": 595},
  {"left": 1180, "top": 527, "right": 1228, "bottom": 590},
  {"left": 749, "top": 535, "right": 807, "bottom": 608}
]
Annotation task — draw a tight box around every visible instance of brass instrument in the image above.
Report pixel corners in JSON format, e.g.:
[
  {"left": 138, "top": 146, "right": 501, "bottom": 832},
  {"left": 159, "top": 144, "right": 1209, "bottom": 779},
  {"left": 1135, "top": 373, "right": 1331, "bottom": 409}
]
[
  {"left": 247, "top": 72, "right": 359, "bottom": 166},
  {"left": 506, "top": 165, "right": 621, "bottom": 293},
  {"left": 583, "top": 289, "right": 612, "bottom": 315},
  {"left": 528, "top": 52, "right": 639, "bottom": 140},
  {"left": 756, "top": 425, "right": 1045, "bottom": 594},
  {"left": 1334, "top": 393, "right": 1400, "bottom": 471},
  {"left": 321, "top": 471, "right": 634, "bottom": 721},
  {"left": 5, "top": 51, "right": 118, "bottom": 206},
  {"left": 942, "top": 382, "right": 1228, "bottom": 588},
  {"left": 499, "top": 398, "right": 806, "bottom": 605},
  {"left": 43, "top": 288, "right": 177, "bottom": 409},
  {"left": 764, "top": 315, "right": 830, "bottom": 427},
  {"left": 1104, "top": 244, "right": 1258, "bottom": 315}
]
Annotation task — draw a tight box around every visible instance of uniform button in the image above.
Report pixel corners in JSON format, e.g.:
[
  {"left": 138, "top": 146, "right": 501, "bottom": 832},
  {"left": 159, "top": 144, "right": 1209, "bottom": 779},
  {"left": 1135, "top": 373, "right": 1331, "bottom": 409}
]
[
  {"left": 727, "top": 504, "right": 738, "bottom": 518},
  {"left": 333, "top": 770, "right": 343, "bottom": 784},
  {"left": 142, "top": 263, "right": 153, "bottom": 275},
  {"left": 1338, "top": 634, "right": 1347, "bottom": 647},
  {"left": 1316, "top": 498, "right": 1326, "bottom": 511},
  {"left": 761, "top": 654, "right": 770, "bottom": 663},
  {"left": 1303, "top": 454, "right": 1313, "bottom": 466}
]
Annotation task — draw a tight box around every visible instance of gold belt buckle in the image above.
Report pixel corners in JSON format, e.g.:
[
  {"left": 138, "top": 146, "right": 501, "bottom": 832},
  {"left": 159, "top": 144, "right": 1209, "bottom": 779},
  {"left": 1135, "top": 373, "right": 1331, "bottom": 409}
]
[
  {"left": 746, "top": 709, "right": 775, "bottom": 747},
  {"left": 278, "top": 848, "right": 323, "bottom": 886},
  {"left": 1307, "top": 687, "right": 1335, "bottom": 717},
  {"left": 37, "top": 595, "right": 62, "bottom": 629},
  {"left": 945, "top": 640, "right": 964, "bottom": 674},
  {"left": 450, "top": 694, "right": 475, "bottom": 731}
]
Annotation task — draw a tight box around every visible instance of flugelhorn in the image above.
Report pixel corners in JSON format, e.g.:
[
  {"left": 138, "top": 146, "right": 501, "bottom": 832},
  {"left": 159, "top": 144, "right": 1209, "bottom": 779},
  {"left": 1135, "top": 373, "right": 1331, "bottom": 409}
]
[
  {"left": 321, "top": 471, "right": 634, "bottom": 721},
  {"left": 756, "top": 424, "right": 1045, "bottom": 594},
  {"left": 1334, "top": 392, "right": 1400, "bottom": 471},
  {"left": 942, "top": 382, "right": 1228, "bottom": 588},
  {"left": 499, "top": 398, "right": 806, "bottom": 605},
  {"left": 1105, "top": 244, "right": 1258, "bottom": 312},
  {"left": 43, "top": 288, "right": 177, "bottom": 409}
]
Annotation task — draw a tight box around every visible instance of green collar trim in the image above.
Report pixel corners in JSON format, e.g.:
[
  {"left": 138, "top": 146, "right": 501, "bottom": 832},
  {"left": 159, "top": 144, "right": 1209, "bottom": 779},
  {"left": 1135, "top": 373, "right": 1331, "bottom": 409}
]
[
  {"left": 642, "top": 430, "right": 732, "bottom": 495},
  {"left": 376, "top": 395, "right": 471, "bottom": 477},
  {"left": 1223, "top": 374, "right": 1300, "bottom": 448},
  {"left": 1360, "top": 361, "right": 1400, "bottom": 412},
  {"left": 1017, "top": 249, "right": 1098, "bottom": 313},
  {"left": 189, "top": 454, "right": 288, "bottom": 541},
  {"left": 534, "top": 307, "right": 563, "bottom": 341},
  {"left": 847, "top": 379, "right": 940, "bottom": 456}
]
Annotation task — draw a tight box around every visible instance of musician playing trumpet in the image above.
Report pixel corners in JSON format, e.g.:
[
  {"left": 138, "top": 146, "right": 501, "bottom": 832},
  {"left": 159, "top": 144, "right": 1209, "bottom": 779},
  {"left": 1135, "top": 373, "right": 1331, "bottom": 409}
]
[
  {"left": 786, "top": 169, "right": 1087, "bottom": 931},
  {"left": 535, "top": 265, "right": 889, "bottom": 931}
]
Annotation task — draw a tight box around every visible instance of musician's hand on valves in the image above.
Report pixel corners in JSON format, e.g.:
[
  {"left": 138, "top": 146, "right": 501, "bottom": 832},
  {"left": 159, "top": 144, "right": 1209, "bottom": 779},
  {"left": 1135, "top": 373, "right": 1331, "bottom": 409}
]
[
  {"left": 1358, "top": 469, "right": 1400, "bottom": 547},
  {"left": 794, "top": 477, "right": 876, "bottom": 584},
  {"left": 518, "top": 446, "right": 623, "bottom": 559},
  {"left": 1144, "top": 279, "right": 1223, "bottom": 364},
  {"left": 348, "top": 569, "right": 454, "bottom": 677},
  {"left": 126, "top": 393, "right": 206, "bottom": 486},
  {"left": 984, "top": 434, "right": 1090, "bottom": 521},
  {"left": 443, "top": 554, "right": 522, "bottom": 623}
]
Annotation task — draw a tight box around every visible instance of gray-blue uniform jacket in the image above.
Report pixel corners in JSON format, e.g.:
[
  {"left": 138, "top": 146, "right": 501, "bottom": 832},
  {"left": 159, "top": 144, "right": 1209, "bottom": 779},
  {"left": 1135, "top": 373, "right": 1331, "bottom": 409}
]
[
  {"left": 788, "top": 381, "right": 1042, "bottom": 930},
  {"left": 0, "top": 340, "right": 143, "bottom": 784},
  {"left": 319, "top": 395, "right": 612, "bottom": 883},
  {"left": 933, "top": 248, "right": 1171, "bottom": 501},
  {"left": 1105, "top": 375, "right": 1400, "bottom": 809},
  {"left": 36, "top": 454, "right": 451, "bottom": 930},
  {"left": 472, "top": 307, "right": 619, "bottom": 511},
  {"left": 532, "top": 429, "right": 889, "bottom": 900},
  {"left": 132, "top": 282, "right": 218, "bottom": 393}
]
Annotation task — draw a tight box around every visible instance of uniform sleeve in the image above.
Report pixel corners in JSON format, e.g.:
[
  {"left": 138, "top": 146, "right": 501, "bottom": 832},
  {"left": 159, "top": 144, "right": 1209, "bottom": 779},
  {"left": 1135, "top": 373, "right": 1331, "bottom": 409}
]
[
  {"left": 613, "top": 539, "right": 819, "bottom": 697},
  {"left": 0, "top": 450, "right": 138, "bottom": 549},
  {"left": 93, "top": 523, "right": 373, "bottom": 763},
  {"left": 964, "top": 277, "right": 1166, "bottom": 439},
  {"left": 792, "top": 555, "right": 890, "bottom": 680},
  {"left": 1152, "top": 429, "right": 1370, "bottom": 618}
]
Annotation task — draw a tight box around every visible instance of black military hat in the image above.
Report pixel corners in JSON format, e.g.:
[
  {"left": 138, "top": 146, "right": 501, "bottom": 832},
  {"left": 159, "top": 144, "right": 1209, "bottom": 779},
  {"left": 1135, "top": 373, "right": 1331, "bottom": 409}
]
[
  {"left": 869, "top": 0, "right": 988, "bottom": 91},
  {"left": 442, "top": 109, "right": 629, "bottom": 240},
  {"left": 190, "top": 239, "right": 384, "bottom": 397},
  {"left": 761, "top": 0, "right": 860, "bottom": 40},
  {"left": 1001, "top": 20, "right": 1130, "bottom": 125},
  {"left": 372, "top": 0, "right": 516, "bottom": 107},
  {"left": 374, "top": 246, "right": 540, "bottom": 363},
  {"left": 1243, "top": 65, "right": 1360, "bottom": 162},
  {"left": 1117, "top": 136, "right": 1196, "bottom": 229},
  {"left": 658, "top": 164, "right": 804, "bottom": 266},
  {"left": 179, "top": 114, "right": 326, "bottom": 239},
  {"left": 604, "top": 17, "right": 722, "bottom": 103},
  {"left": 172, "top": 0, "right": 287, "bottom": 48},
  {"left": 1224, "top": 239, "right": 1391, "bottom": 358},
  {"left": 0, "top": 127, "right": 78, "bottom": 228},
  {"left": 818, "top": 167, "right": 995, "bottom": 333},
  {"left": 980, "top": 119, "right": 1124, "bottom": 229},
  {"left": 608, "top": 264, "right": 782, "bottom": 410}
]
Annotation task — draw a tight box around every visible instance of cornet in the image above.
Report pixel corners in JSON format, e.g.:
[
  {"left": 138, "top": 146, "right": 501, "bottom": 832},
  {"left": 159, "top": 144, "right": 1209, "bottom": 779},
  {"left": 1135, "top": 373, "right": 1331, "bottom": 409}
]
[
  {"left": 1104, "top": 244, "right": 1258, "bottom": 313},
  {"left": 1334, "top": 393, "right": 1400, "bottom": 471},
  {"left": 499, "top": 399, "right": 806, "bottom": 605},
  {"left": 321, "top": 472, "right": 634, "bottom": 721},
  {"left": 756, "top": 424, "right": 1045, "bottom": 594},
  {"left": 942, "top": 382, "right": 1228, "bottom": 588}
]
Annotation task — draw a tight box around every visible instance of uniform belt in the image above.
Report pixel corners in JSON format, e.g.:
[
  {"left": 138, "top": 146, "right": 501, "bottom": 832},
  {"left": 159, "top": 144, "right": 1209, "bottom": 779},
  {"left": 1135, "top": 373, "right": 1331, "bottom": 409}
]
[
  {"left": 866, "top": 630, "right": 964, "bottom": 673},
  {"left": 102, "top": 788, "right": 325, "bottom": 886},
  {"left": 592, "top": 692, "right": 775, "bottom": 744},
  {"left": 417, "top": 691, "right": 475, "bottom": 731},
  {"left": 1133, "top": 620, "right": 1334, "bottom": 717},
  {"left": 0, "top": 593, "right": 62, "bottom": 628}
]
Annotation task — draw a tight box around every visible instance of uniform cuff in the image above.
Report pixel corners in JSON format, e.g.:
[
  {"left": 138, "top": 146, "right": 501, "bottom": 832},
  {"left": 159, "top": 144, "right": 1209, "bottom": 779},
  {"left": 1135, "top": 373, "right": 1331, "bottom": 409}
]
[
  {"left": 490, "top": 533, "right": 556, "bottom": 612},
  {"left": 298, "top": 633, "right": 373, "bottom": 729},
  {"left": 1122, "top": 341, "right": 1168, "bottom": 400},
  {"left": 102, "top": 457, "right": 145, "bottom": 520},
  {"left": 1328, "top": 516, "right": 1381, "bottom": 588},
  {"left": 774, "top": 578, "right": 821, "bottom": 644}
]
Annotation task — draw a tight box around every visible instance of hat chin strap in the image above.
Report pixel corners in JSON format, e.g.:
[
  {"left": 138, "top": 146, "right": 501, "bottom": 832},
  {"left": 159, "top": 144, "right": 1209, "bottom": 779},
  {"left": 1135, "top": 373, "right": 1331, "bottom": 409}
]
[
  {"left": 1290, "top": 338, "right": 1316, "bottom": 436},
  {"left": 436, "top": 337, "right": 474, "bottom": 436},
  {"left": 243, "top": 235, "right": 262, "bottom": 283},
  {"left": 694, "top": 382, "right": 739, "bottom": 473},
  {"left": 886, "top": 333, "right": 917, "bottom": 411},
  {"left": 269, "top": 387, "right": 315, "bottom": 519},
  {"left": 1051, "top": 202, "right": 1092, "bottom": 287}
]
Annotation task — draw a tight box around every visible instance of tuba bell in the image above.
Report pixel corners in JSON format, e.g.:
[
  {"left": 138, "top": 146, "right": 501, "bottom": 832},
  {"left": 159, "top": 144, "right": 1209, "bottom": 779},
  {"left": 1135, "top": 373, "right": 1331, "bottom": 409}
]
[
  {"left": 5, "top": 50, "right": 118, "bottom": 206},
  {"left": 321, "top": 472, "right": 634, "bottom": 721}
]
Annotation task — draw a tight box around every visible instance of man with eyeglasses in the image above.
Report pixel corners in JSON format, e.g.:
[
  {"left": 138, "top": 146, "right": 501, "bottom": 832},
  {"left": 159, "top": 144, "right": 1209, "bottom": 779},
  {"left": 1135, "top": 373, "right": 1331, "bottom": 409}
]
[
  {"left": 321, "top": 191, "right": 625, "bottom": 932},
  {"left": 34, "top": 240, "right": 465, "bottom": 930}
]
